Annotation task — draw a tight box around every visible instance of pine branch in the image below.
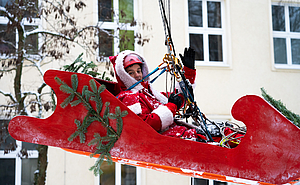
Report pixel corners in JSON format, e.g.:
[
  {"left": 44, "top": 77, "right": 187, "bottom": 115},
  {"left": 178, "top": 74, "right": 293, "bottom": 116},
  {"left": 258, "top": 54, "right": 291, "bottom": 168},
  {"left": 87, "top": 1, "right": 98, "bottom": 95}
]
[
  {"left": 261, "top": 88, "right": 300, "bottom": 128},
  {"left": 55, "top": 74, "right": 126, "bottom": 175}
]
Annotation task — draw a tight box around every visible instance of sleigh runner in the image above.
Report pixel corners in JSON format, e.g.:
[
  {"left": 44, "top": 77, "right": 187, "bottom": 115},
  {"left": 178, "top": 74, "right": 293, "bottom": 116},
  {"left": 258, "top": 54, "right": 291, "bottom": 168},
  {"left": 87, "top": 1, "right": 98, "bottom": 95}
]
[{"left": 8, "top": 70, "right": 300, "bottom": 184}]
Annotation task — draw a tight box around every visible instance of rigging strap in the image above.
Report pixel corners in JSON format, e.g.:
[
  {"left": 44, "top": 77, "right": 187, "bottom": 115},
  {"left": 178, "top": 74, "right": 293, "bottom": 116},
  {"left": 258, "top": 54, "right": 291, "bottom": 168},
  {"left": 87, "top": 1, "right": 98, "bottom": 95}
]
[{"left": 158, "top": 0, "right": 214, "bottom": 142}]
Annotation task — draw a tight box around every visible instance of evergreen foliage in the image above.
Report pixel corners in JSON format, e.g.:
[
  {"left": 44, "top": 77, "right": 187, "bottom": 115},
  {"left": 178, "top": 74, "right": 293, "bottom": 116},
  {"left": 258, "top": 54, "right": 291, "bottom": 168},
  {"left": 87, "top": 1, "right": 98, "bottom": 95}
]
[
  {"left": 55, "top": 74, "right": 127, "bottom": 175},
  {"left": 261, "top": 88, "right": 300, "bottom": 128},
  {"left": 63, "top": 53, "right": 111, "bottom": 80}
]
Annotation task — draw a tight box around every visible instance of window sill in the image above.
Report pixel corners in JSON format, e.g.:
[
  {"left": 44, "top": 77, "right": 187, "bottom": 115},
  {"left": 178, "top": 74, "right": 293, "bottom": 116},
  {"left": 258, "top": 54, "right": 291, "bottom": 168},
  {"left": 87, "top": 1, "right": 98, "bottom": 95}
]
[
  {"left": 274, "top": 64, "right": 300, "bottom": 71},
  {"left": 195, "top": 61, "right": 231, "bottom": 68}
]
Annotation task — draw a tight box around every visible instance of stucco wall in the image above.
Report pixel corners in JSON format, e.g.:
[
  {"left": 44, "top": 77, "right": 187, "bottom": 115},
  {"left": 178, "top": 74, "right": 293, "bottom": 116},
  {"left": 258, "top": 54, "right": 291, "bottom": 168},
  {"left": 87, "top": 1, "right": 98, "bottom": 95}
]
[{"left": 2, "top": 0, "right": 298, "bottom": 184}]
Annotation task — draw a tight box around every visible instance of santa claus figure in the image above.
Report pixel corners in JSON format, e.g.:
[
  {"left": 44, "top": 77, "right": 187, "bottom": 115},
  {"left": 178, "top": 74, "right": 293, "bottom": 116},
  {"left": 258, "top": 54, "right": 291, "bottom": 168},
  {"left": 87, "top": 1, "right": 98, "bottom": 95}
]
[{"left": 109, "top": 48, "right": 198, "bottom": 139}]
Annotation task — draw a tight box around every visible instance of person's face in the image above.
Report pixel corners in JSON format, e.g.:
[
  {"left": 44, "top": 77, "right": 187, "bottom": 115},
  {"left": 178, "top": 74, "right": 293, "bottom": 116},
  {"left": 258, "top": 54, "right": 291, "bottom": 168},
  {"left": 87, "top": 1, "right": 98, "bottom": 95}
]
[{"left": 125, "top": 64, "right": 143, "bottom": 81}]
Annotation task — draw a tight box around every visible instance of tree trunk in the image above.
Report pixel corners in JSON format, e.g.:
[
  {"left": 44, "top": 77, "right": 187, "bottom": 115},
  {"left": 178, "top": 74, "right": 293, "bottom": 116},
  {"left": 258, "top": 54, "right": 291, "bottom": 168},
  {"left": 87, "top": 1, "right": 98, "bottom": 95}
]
[
  {"left": 35, "top": 145, "right": 48, "bottom": 185},
  {"left": 14, "top": 25, "right": 49, "bottom": 185}
]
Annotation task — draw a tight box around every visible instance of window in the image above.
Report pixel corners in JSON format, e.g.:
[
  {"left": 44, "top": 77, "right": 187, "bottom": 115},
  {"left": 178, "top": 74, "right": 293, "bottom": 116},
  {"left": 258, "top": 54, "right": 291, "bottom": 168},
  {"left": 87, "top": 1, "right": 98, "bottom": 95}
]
[
  {"left": 188, "top": 0, "right": 226, "bottom": 66},
  {"left": 0, "top": 0, "right": 39, "bottom": 56},
  {"left": 192, "top": 177, "right": 227, "bottom": 185},
  {"left": 99, "top": 161, "right": 140, "bottom": 185},
  {"left": 272, "top": 3, "right": 300, "bottom": 69},
  {"left": 98, "top": 0, "right": 136, "bottom": 57},
  {"left": 0, "top": 119, "right": 38, "bottom": 185}
]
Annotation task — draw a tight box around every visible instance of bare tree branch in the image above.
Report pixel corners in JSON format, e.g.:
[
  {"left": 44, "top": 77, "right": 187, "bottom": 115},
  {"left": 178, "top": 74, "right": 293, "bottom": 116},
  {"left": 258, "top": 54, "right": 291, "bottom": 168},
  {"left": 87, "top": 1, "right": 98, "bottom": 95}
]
[{"left": 0, "top": 90, "right": 17, "bottom": 103}]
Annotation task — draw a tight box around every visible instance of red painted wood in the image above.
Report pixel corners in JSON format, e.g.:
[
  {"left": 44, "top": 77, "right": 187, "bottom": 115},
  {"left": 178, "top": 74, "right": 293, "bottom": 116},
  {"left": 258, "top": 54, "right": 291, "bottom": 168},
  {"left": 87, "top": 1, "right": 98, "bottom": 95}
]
[{"left": 8, "top": 70, "right": 300, "bottom": 184}]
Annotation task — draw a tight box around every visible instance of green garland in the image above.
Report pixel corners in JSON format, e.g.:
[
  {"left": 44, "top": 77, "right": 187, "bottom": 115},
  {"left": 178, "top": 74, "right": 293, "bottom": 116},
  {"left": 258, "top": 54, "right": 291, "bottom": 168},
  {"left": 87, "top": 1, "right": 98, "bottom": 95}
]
[
  {"left": 55, "top": 74, "right": 127, "bottom": 175},
  {"left": 261, "top": 87, "right": 300, "bottom": 128}
]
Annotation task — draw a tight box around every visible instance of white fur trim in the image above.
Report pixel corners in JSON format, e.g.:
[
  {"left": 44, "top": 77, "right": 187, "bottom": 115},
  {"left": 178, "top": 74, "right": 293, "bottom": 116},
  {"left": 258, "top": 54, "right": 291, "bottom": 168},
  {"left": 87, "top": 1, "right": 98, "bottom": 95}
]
[
  {"left": 149, "top": 84, "right": 168, "bottom": 104},
  {"left": 152, "top": 105, "right": 174, "bottom": 130},
  {"left": 128, "top": 103, "right": 142, "bottom": 115},
  {"left": 115, "top": 50, "right": 150, "bottom": 90}
]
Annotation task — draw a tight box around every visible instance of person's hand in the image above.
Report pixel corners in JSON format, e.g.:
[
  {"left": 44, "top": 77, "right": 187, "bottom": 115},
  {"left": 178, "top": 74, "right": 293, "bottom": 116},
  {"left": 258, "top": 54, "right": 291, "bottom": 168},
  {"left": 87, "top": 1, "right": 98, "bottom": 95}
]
[
  {"left": 179, "top": 47, "right": 195, "bottom": 70},
  {"left": 168, "top": 93, "right": 183, "bottom": 110}
]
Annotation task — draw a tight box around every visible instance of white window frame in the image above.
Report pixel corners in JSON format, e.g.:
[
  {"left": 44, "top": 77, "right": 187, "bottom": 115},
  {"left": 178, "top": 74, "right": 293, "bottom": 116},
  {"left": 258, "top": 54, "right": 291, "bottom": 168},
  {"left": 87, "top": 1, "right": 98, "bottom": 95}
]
[
  {"left": 95, "top": 0, "right": 138, "bottom": 59},
  {"left": 272, "top": 2, "right": 300, "bottom": 70},
  {"left": 93, "top": 1, "right": 140, "bottom": 184},
  {"left": 94, "top": 162, "right": 141, "bottom": 185},
  {"left": 0, "top": 0, "right": 41, "bottom": 58},
  {"left": 187, "top": 0, "right": 227, "bottom": 67},
  {"left": 0, "top": 140, "right": 38, "bottom": 185}
]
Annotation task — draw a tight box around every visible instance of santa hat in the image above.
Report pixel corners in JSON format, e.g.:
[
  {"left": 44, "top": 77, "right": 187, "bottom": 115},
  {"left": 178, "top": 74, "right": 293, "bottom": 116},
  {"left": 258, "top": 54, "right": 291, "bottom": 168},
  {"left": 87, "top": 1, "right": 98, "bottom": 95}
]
[
  {"left": 109, "top": 50, "right": 149, "bottom": 91},
  {"left": 109, "top": 50, "right": 168, "bottom": 104}
]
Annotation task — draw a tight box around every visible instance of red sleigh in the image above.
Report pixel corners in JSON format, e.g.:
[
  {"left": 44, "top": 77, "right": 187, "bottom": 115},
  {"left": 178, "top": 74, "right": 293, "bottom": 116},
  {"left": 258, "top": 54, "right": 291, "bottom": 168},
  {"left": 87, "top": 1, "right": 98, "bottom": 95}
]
[{"left": 8, "top": 70, "right": 300, "bottom": 184}]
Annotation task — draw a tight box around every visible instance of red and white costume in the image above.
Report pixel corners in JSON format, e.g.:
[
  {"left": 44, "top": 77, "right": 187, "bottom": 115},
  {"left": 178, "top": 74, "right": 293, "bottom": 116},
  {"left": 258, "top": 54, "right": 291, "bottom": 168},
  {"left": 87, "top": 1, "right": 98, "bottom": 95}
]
[{"left": 109, "top": 50, "right": 196, "bottom": 132}]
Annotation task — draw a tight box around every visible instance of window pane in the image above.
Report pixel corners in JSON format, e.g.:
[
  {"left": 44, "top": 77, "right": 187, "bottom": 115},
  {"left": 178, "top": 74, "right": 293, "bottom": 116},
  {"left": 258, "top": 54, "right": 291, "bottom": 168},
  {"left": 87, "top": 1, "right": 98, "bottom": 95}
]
[
  {"left": 99, "top": 30, "right": 113, "bottom": 57},
  {"left": 0, "top": 159, "right": 15, "bottom": 185},
  {"left": 291, "top": 38, "right": 300, "bottom": 64},
  {"left": 0, "top": 0, "right": 11, "bottom": 7},
  {"left": 99, "top": 0, "right": 113, "bottom": 22},
  {"left": 207, "top": 1, "right": 221, "bottom": 28},
  {"left": 121, "top": 164, "right": 136, "bottom": 185},
  {"left": 190, "top": 34, "right": 204, "bottom": 61},
  {"left": 25, "top": 25, "right": 39, "bottom": 55},
  {"left": 100, "top": 161, "right": 115, "bottom": 185},
  {"left": 119, "top": 30, "right": 134, "bottom": 52},
  {"left": 21, "top": 158, "right": 38, "bottom": 185},
  {"left": 24, "top": 0, "right": 39, "bottom": 18},
  {"left": 0, "top": 24, "right": 16, "bottom": 54},
  {"left": 0, "top": 0, "right": 11, "bottom": 16},
  {"left": 22, "top": 142, "right": 38, "bottom": 150},
  {"left": 214, "top": 180, "right": 227, "bottom": 185},
  {"left": 272, "top": 5, "right": 285, "bottom": 31},
  {"left": 119, "top": 0, "right": 133, "bottom": 23},
  {"left": 209, "top": 34, "right": 223, "bottom": 61},
  {"left": 188, "top": 0, "right": 202, "bottom": 27},
  {"left": 273, "top": 38, "right": 287, "bottom": 64},
  {"left": 193, "top": 178, "right": 208, "bottom": 185},
  {"left": 0, "top": 119, "right": 17, "bottom": 150},
  {"left": 289, "top": 6, "right": 300, "bottom": 33}
]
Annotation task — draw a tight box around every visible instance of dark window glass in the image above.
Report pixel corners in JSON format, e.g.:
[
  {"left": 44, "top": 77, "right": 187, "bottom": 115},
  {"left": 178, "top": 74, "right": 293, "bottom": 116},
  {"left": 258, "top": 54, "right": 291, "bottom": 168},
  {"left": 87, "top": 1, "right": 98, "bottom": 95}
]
[
  {"left": 0, "top": 0, "right": 12, "bottom": 7},
  {"left": 99, "top": 30, "right": 113, "bottom": 57},
  {"left": 24, "top": 0, "right": 39, "bottom": 18},
  {"left": 121, "top": 164, "right": 136, "bottom": 185},
  {"left": 209, "top": 34, "right": 223, "bottom": 61},
  {"left": 273, "top": 37, "right": 287, "bottom": 64},
  {"left": 0, "top": 0, "right": 12, "bottom": 16},
  {"left": 119, "top": 30, "right": 134, "bottom": 52},
  {"left": 207, "top": 1, "right": 221, "bottom": 28},
  {"left": 0, "top": 119, "right": 17, "bottom": 150},
  {"left": 0, "top": 24, "right": 16, "bottom": 54},
  {"left": 119, "top": 0, "right": 133, "bottom": 23},
  {"left": 0, "top": 0, "right": 38, "bottom": 17},
  {"left": 214, "top": 180, "right": 227, "bottom": 185},
  {"left": 99, "top": 0, "right": 113, "bottom": 22},
  {"left": 188, "top": 0, "right": 202, "bottom": 27},
  {"left": 0, "top": 159, "right": 15, "bottom": 185},
  {"left": 21, "top": 158, "right": 38, "bottom": 185},
  {"left": 272, "top": 5, "right": 285, "bottom": 31},
  {"left": 289, "top": 6, "right": 300, "bottom": 33},
  {"left": 100, "top": 161, "right": 115, "bottom": 185},
  {"left": 190, "top": 34, "right": 204, "bottom": 61},
  {"left": 291, "top": 38, "right": 300, "bottom": 64},
  {"left": 22, "top": 142, "right": 38, "bottom": 150},
  {"left": 193, "top": 178, "right": 208, "bottom": 185},
  {"left": 25, "top": 25, "right": 39, "bottom": 55}
]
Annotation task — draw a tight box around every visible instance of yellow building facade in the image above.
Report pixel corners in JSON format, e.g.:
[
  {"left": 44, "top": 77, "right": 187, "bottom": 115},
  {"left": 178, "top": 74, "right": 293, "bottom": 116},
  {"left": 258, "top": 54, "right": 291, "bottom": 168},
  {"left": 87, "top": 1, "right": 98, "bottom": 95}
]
[{"left": 1, "top": 0, "right": 300, "bottom": 184}]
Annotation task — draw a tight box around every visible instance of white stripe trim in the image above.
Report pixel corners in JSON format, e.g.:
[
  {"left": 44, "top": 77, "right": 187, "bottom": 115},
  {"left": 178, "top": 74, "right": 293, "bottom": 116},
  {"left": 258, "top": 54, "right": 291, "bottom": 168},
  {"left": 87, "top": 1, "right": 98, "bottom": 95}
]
[
  {"left": 128, "top": 103, "right": 142, "bottom": 115},
  {"left": 152, "top": 105, "right": 174, "bottom": 130}
]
